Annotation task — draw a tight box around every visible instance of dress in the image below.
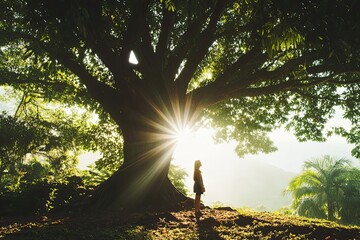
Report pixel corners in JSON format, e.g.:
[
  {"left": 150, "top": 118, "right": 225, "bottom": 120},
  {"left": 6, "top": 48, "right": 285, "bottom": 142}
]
[{"left": 193, "top": 169, "right": 204, "bottom": 195}]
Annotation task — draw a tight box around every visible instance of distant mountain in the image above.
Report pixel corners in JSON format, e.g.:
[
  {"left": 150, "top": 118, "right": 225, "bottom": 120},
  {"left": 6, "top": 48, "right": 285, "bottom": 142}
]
[
  {"left": 195, "top": 158, "right": 296, "bottom": 211},
  {"left": 230, "top": 158, "right": 296, "bottom": 211}
]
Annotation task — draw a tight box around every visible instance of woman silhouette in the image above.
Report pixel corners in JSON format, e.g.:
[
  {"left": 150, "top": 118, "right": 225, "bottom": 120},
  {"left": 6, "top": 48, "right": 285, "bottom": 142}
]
[{"left": 193, "top": 160, "right": 205, "bottom": 218}]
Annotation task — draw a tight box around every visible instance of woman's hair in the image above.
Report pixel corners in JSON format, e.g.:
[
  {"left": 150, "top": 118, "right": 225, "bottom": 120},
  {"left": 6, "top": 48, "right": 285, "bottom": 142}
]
[{"left": 194, "top": 160, "right": 202, "bottom": 170}]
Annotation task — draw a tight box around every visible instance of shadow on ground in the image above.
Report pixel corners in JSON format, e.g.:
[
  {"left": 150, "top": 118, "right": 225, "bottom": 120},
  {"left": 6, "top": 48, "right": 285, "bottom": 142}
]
[{"left": 1, "top": 207, "right": 359, "bottom": 239}]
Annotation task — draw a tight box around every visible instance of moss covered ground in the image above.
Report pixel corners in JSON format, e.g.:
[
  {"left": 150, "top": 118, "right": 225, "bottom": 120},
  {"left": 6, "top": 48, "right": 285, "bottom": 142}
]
[{"left": 1, "top": 207, "right": 359, "bottom": 239}]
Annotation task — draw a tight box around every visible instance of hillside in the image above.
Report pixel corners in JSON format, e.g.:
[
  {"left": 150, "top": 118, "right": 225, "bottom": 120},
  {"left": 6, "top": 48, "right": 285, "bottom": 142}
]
[{"left": 1, "top": 208, "right": 359, "bottom": 239}]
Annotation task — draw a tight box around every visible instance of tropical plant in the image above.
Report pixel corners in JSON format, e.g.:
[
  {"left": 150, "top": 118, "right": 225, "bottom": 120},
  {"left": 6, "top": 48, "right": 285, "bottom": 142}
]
[
  {"left": 286, "top": 155, "right": 360, "bottom": 223},
  {"left": 339, "top": 167, "right": 360, "bottom": 225},
  {"left": 1, "top": 0, "right": 360, "bottom": 211}
]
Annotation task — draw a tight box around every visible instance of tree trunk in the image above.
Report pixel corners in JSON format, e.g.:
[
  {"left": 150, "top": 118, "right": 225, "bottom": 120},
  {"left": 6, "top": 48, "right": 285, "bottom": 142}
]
[
  {"left": 89, "top": 115, "right": 190, "bottom": 212},
  {"left": 327, "top": 200, "right": 335, "bottom": 221},
  {"left": 86, "top": 81, "right": 200, "bottom": 212}
]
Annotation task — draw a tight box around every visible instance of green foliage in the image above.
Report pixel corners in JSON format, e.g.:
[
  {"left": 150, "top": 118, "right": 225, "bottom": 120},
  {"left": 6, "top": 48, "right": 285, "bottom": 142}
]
[
  {"left": 275, "top": 206, "right": 295, "bottom": 216},
  {"left": 0, "top": 159, "right": 52, "bottom": 193},
  {"left": 89, "top": 119, "right": 124, "bottom": 174},
  {"left": 332, "top": 125, "right": 360, "bottom": 158},
  {"left": 80, "top": 164, "right": 115, "bottom": 187},
  {"left": 159, "top": 0, "right": 175, "bottom": 12},
  {"left": 0, "top": 85, "right": 125, "bottom": 190},
  {"left": 286, "top": 155, "right": 360, "bottom": 224},
  {"left": 339, "top": 167, "right": 360, "bottom": 225},
  {"left": 168, "top": 163, "right": 188, "bottom": 195},
  {"left": 204, "top": 96, "right": 283, "bottom": 156},
  {"left": 45, "top": 187, "right": 58, "bottom": 212},
  {"left": 0, "top": 110, "right": 81, "bottom": 190},
  {"left": 126, "top": 226, "right": 153, "bottom": 240},
  {"left": 0, "top": 114, "right": 39, "bottom": 189},
  {"left": 0, "top": 175, "right": 89, "bottom": 216}
]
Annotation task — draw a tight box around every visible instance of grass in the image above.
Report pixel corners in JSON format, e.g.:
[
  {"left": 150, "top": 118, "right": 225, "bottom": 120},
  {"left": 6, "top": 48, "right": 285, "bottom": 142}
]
[{"left": 1, "top": 207, "right": 359, "bottom": 239}]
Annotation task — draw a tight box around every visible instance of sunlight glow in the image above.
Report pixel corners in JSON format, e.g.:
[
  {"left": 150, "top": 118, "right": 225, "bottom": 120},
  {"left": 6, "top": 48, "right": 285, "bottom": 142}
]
[
  {"left": 78, "top": 151, "right": 101, "bottom": 170},
  {"left": 204, "top": 70, "right": 212, "bottom": 79},
  {"left": 174, "top": 126, "right": 193, "bottom": 147},
  {"left": 129, "top": 51, "right": 138, "bottom": 64}
]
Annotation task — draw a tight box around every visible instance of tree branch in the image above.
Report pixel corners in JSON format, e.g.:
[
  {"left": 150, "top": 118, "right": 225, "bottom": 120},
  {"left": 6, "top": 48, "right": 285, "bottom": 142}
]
[
  {"left": 155, "top": 7, "right": 175, "bottom": 68},
  {"left": 175, "top": 1, "right": 228, "bottom": 95},
  {"left": 215, "top": 48, "right": 259, "bottom": 83},
  {"left": 114, "top": 0, "right": 152, "bottom": 88},
  {"left": 56, "top": 49, "right": 124, "bottom": 110},
  {"left": 307, "top": 63, "right": 360, "bottom": 76},
  {"left": 292, "top": 89, "right": 358, "bottom": 104},
  {"left": 119, "top": 0, "right": 151, "bottom": 60},
  {"left": 132, "top": 8, "right": 159, "bottom": 81},
  {"left": 0, "top": 69, "right": 84, "bottom": 94},
  {"left": 165, "top": 10, "right": 207, "bottom": 82},
  {"left": 0, "top": 30, "right": 127, "bottom": 121},
  {"left": 218, "top": 49, "right": 268, "bottom": 86},
  {"left": 328, "top": 78, "right": 360, "bottom": 85},
  {"left": 193, "top": 75, "right": 337, "bottom": 108}
]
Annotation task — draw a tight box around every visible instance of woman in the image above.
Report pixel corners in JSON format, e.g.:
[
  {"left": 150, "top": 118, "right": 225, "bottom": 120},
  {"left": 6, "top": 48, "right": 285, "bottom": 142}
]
[{"left": 193, "top": 160, "right": 205, "bottom": 218}]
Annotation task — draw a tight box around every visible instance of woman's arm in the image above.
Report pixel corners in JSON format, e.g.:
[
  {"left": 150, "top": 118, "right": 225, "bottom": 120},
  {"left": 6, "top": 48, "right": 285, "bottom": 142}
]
[{"left": 199, "top": 172, "right": 205, "bottom": 192}]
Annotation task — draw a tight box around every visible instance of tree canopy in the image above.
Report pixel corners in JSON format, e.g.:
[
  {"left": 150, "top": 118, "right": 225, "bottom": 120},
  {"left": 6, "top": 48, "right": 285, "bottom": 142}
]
[{"left": 1, "top": 0, "right": 360, "bottom": 209}]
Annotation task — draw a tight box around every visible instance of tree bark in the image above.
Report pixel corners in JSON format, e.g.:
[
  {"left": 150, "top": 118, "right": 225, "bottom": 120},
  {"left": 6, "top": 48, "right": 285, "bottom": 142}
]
[
  {"left": 327, "top": 200, "right": 335, "bottom": 221},
  {"left": 89, "top": 113, "right": 190, "bottom": 212}
]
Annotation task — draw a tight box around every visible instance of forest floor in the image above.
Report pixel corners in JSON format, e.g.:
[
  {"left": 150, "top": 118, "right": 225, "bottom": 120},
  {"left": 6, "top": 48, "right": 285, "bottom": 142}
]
[{"left": 0, "top": 207, "right": 359, "bottom": 239}]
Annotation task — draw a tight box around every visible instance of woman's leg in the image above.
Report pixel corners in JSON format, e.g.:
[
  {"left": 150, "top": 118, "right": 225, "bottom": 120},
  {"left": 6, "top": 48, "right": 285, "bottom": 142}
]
[
  {"left": 198, "top": 194, "right": 202, "bottom": 213},
  {"left": 195, "top": 194, "right": 200, "bottom": 213}
]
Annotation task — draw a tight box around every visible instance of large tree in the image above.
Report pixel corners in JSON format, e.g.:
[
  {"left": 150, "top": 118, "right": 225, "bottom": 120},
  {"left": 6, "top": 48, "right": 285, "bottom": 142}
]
[{"left": 1, "top": 0, "right": 360, "bottom": 210}]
